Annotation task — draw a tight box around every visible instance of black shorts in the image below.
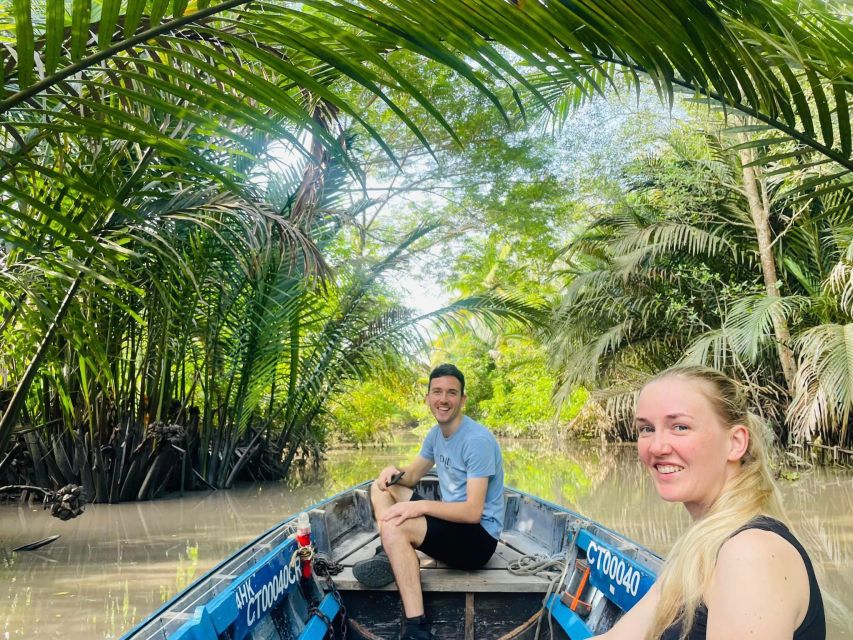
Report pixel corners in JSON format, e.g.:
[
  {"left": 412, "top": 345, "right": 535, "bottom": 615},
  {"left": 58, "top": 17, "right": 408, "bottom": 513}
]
[{"left": 410, "top": 493, "right": 498, "bottom": 569}]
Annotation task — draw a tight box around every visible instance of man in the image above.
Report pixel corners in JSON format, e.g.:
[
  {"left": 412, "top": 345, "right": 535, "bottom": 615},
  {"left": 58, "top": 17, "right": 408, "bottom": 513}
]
[{"left": 353, "top": 363, "right": 505, "bottom": 640}]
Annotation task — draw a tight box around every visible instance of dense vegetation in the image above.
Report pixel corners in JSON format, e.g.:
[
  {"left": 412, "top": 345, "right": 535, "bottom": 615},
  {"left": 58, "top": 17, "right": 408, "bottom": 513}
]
[{"left": 0, "top": 1, "right": 851, "bottom": 501}]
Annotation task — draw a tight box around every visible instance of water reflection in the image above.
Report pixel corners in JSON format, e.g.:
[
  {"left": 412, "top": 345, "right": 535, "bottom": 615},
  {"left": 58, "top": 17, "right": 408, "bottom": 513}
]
[
  {"left": 0, "top": 483, "right": 329, "bottom": 638},
  {"left": 1, "top": 442, "right": 850, "bottom": 638}
]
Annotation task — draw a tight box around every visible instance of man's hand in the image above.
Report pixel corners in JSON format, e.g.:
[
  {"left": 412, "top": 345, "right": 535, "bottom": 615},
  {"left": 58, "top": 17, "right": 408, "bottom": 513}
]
[
  {"left": 381, "top": 499, "right": 425, "bottom": 527},
  {"left": 376, "top": 465, "right": 402, "bottom": 491}
]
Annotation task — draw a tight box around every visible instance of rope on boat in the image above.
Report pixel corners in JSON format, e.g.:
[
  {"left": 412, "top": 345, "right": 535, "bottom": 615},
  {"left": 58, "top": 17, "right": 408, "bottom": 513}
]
[
  {"left": 506, "top": 524, "right": 582, "bottom": 640},
  {"left": 507, "top": 553, "right": 567, "bottom": 640},
  {"left": 506, "top": 554, "right": 565, "bottom": 577},
  {"left": 298, "top": 544, "right": 315, "bottom": 566},
  {"left": 313, "top": 552, "right": 344, "bottom": 577}
]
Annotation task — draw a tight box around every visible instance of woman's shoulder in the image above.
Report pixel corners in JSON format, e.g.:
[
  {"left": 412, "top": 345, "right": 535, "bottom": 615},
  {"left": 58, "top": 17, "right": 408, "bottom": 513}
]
[
  {"left": 718, "top": 517, "right": 808, "bottom": 581},
  {"left": 720, "top": 523, "right": 804, "bottom": 565},
  {"left": 723, "top": 516, "right": 813, "bottom": 571},
  {"left": 706, "top": 523, "right": 811, "bottom": 636}
]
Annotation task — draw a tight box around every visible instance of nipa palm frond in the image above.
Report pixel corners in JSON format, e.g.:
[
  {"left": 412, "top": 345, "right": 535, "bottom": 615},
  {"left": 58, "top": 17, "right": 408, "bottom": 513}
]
[{"left": 788, "top": 323, "right": 853, "bottom": 443}]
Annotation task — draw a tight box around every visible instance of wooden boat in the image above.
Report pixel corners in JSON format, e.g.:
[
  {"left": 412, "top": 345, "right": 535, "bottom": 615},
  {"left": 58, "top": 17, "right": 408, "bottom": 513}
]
[{"left": 121, "top": 476, "right": 662, "bottom": 640}]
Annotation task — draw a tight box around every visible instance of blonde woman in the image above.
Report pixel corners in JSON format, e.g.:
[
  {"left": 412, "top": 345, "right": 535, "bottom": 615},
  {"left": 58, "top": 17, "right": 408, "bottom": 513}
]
[{"left": 597, "top": 366, "right": 825, "bottom": 640}]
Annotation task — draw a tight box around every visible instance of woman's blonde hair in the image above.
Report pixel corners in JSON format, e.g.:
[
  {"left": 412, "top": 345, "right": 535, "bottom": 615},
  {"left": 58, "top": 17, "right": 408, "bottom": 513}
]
[{"left": 643, "top": 366, "right": 784, "bottom": 640}]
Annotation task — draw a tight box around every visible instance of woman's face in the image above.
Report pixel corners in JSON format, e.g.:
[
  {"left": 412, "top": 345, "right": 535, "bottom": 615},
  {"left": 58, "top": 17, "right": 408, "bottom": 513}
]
[{"left": 635, "top": 376, "right": 748, "bottom": 519}]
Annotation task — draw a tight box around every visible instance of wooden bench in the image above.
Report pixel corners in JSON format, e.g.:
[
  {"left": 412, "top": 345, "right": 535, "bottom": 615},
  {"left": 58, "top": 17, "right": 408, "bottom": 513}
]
[{"left": 332, "top": 538, "right": 554, "bottom": 593}]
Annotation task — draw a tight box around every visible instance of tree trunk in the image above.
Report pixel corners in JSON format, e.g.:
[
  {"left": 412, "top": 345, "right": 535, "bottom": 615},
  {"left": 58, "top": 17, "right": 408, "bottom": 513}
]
[{"left": 738, "top": 142, "right": 797, "bottom": 395}]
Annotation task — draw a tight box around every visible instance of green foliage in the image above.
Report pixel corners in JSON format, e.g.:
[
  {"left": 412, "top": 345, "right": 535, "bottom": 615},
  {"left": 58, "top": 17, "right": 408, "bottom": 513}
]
[
  {"left": 547, "top": 115, "right": 853, "bottom": 445},
  {"left": 327, "top": 378, "right": 419, "bottom": 445},
  {"left": 778, "top": 469, "right": 801, "bottom": 482},
  {"left": 3, "top": 0, "right": 853, "bottom": 484},
  {"left": 477, "top": 339, "right": 583, "bottom": 437},
  {"left": 344, "top": 64, "right": 681, "bottom": 442},
  {"left": 428, "top": 331, "right": 583, "bottom": 437}
]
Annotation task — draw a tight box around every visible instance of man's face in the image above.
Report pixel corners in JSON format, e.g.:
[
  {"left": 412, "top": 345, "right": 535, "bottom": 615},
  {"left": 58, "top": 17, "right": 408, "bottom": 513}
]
[{"left": 426, "top": 375, "right": 466, "bottom": 427}]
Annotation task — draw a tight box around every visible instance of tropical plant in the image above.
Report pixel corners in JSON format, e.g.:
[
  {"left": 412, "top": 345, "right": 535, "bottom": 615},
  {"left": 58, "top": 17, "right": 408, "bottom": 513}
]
[
  {"left": 2, "top": 0, "right": 852, "bottom": 485},
  {"left": 548, "top": 119, "right": 853, "bottom": 446},
  {"left": 324, "top": 373, "right": 420, "bottom": 445}
]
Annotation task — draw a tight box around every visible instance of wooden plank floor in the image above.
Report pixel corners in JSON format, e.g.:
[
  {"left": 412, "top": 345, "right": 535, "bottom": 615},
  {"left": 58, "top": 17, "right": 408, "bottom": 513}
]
[{"left": 332, "top": 538, "right": 554, "bottom": 593}]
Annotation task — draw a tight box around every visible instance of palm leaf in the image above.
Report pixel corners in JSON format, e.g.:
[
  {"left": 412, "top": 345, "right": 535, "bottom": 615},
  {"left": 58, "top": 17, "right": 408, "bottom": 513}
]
[
  {"left": 725, "top": 294, "right": 810, "bottom": 364},
  {"left": 681, "top": 329, "right": 740, "bottom": 371},
  {"left": 789, "top": 323, "right": 853, "bottom": 443}
]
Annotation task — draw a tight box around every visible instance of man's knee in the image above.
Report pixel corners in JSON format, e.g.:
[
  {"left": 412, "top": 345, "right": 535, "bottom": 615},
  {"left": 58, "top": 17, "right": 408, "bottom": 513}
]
[
  {"left": 370, "top": 479, "right": 384, "bottom": 503},
  {"left": 371, "top": 481, "right": 412, "bottom": 504},
  {"left": 370, "top": 480, "right": 397, "bottom": 507},
  {"left": 380, "top": 521, "right": 412, "bottom": 548},
  {"left": 380, "top": 517, "right": 426, "bottom": 550}
]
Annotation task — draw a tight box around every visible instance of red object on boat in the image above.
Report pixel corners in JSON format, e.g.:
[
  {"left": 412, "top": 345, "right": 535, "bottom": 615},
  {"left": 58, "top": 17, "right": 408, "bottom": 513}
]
[{"left": 296, "top": 512, "right": 312, "bottom": 578}]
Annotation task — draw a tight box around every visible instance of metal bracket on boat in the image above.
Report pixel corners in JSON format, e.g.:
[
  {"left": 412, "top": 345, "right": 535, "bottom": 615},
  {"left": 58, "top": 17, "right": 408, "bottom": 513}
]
[
  {"left": 567, "top": 522, "right": 581, "bottom": 553},
  {"left": 555, "top": 521, "right": 582, "bottom": 591},
  {"left": 552, "top": 523, "right": 583, "bottom": 604}
]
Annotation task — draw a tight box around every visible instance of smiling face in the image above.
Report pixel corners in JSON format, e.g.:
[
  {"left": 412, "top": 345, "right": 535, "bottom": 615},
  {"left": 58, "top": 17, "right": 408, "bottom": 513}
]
[
  {"left": 426, "top": 375, "right": 466, "bottom": 432},
  {"left": 635, "top": 376, "right": 749, "bottom": 520}
]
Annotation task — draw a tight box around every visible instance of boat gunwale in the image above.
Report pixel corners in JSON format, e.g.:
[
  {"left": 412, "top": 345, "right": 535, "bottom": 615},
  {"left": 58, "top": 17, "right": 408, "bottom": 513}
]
[
  {"left": 121, "top": 479, "right": 663, "bottom": 639},
  {"left": 119, "top": 480, "right": 374, "bottom": 640}
]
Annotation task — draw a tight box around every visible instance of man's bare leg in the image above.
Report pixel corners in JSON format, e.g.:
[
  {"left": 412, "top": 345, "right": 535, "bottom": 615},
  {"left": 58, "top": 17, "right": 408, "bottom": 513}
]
[
  {"left": 370, "top": 481, "right": 428, "bottom": 617},
  {"left": 370, "top": 480, "right": 413, "bottom": 523}
]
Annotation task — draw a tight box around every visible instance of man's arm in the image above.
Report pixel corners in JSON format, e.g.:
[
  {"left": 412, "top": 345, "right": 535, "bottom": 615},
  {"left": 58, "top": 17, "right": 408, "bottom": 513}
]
[
  {"left": 376, "top": 455, "right": 434, "bottom": 490},
  {"left": 382, "top": 476, "right": 488, "bottom": 526},
  {"left": 417, "top": 476, "right": 487, "bottom": 524}
]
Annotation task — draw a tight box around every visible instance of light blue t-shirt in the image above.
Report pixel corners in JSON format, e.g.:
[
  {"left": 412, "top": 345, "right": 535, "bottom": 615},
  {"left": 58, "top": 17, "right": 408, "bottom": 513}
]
[{"left": 419, "top": 415, "right": 504, "bottom": 539}]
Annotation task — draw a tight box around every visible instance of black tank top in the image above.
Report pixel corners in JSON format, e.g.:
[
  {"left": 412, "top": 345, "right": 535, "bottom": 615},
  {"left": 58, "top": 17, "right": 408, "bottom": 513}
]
[{"left": 660, "top": 516, "right": 825, "bottom": 640}]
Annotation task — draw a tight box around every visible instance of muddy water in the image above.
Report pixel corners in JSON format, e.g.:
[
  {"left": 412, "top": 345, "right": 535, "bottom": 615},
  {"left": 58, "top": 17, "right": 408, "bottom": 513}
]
[{"left": 1, "top": 442, "right": 850, "bottom": 639}]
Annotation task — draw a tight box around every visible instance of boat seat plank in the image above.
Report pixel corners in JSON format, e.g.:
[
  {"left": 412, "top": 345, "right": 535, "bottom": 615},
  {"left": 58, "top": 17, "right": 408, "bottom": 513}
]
[
  {"left": 342, "top": 540, "right": 523, "bottom": 571},
  {"left": 332, "top": 540, "right": 552, "bottom": 593},
  {"left": 332, "top": 566, "right": 552, "bottom": 593}
]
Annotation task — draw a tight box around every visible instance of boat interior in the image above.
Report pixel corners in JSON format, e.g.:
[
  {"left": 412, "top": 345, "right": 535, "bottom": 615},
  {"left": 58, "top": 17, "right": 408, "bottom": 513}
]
[
  {"left": 307, "top": 478, "right": 660, "bottom": 639},
  {"left": 124, "top": 477, "right": 661, "bottom": 640}
]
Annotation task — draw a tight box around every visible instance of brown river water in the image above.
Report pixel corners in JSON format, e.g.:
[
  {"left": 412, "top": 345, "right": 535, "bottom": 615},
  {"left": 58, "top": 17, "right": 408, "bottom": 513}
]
[{"left": 1, "top": 442, "right": 851, "bottom": 638}]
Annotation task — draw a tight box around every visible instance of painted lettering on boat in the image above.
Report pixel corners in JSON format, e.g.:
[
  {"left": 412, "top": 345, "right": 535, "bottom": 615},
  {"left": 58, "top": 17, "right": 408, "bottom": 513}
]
[
  {"left": 230, "top": 543, "right": 301, "bottom": 639},
  {"left": 586, "top": 540, "right": 642, "bottom": 597},
  {"left": 576, "top": 530, "right": 656, "bottom": 612},
  {"left": 242, "top": 555, "right": 300, "bottom": 625}
]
